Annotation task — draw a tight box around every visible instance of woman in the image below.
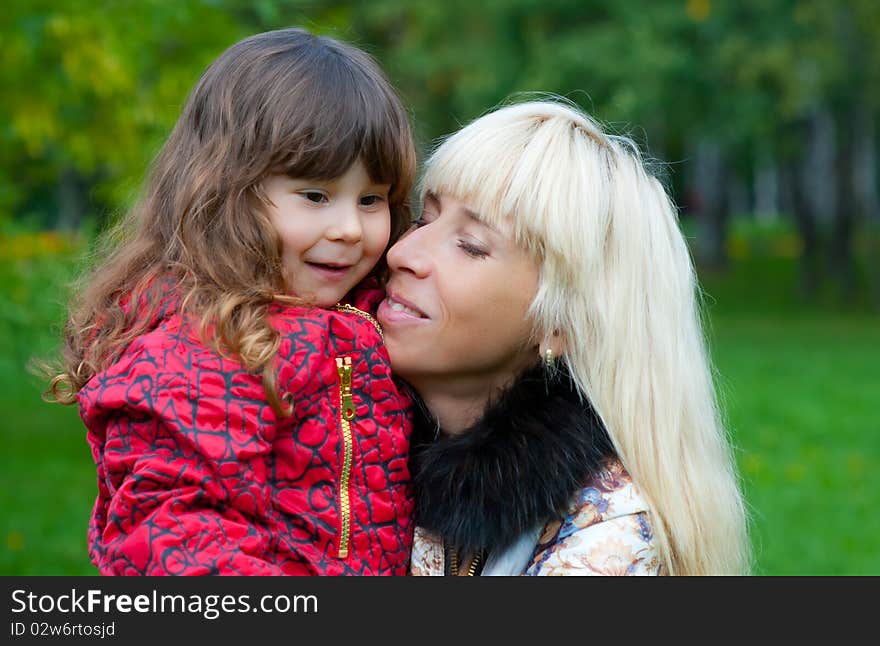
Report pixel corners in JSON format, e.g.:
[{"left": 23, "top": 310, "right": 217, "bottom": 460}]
[{"left": 376, "top": 100, "right": 750, "bottom": 575}]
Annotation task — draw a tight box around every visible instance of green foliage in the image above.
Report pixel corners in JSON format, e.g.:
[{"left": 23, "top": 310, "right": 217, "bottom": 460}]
[{"left": 0, "top": 0, "right": 245, "bottom": 218}]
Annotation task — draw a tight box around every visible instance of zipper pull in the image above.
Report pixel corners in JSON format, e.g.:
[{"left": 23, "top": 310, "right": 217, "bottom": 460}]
[{"left": 335, "top": 357, "right": 356, "bottom": 421}]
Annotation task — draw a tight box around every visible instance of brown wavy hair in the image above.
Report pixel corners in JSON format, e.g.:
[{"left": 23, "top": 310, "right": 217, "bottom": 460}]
[{"left": 46, "top": 27, "right": 416, "bottom": 414}]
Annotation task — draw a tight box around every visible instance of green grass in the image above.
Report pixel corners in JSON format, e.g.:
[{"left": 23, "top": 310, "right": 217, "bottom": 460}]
[
  {"left": 698, "top": 236, "right": 879, "bottom": 574},
  {"left": 1, "top": 376, "right": 97, "bottom": 575},
  {"left": 1, "top": 223, "right": 877, "bottom": 575},
  {"left": 0, "top": 237, "right": 99, "bottom": 575},
  {"left": 710, "top": 314, "right": 879, "bottom": 574}
]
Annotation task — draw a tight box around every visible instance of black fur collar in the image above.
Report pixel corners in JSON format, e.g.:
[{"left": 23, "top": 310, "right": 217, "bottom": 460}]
[{"left": 408, "top": 363, "right": 615, "bottom": 554}]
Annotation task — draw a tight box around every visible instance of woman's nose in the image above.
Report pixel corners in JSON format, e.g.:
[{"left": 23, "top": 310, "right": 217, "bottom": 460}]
[{"left": 387, "top": 225, "right": 431, "bottom": 278}]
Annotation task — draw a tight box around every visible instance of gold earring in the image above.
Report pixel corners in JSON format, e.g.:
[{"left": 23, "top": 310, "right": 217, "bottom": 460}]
[{"left": 544, "top": 348, "right": 554, "bottom": 369}]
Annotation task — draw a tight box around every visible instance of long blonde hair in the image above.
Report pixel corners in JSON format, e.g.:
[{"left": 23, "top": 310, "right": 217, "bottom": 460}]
[
  {"left": 46, "top": 28, "right": 416, "bottom": 413},
  {"left": 421, "top": 99, "right": 750, "bottom": 575}
]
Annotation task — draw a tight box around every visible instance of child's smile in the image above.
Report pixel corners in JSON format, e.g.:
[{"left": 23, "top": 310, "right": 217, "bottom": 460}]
[
  {"left": 305, "top": 261, "right": 355, "bottom": 281},
  {"left": 263, "top": 159, "right": 391, "bottom": 306}
]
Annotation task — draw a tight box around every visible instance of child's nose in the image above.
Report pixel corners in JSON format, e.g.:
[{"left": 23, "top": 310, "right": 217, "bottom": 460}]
[{"left": 326, "top": 205, "right": 363, "bottom": 243}]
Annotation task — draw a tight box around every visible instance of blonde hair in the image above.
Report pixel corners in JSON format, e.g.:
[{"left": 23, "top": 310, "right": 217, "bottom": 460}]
[{"left": 421, "top": 98, "right": 750, "bottom": 575}]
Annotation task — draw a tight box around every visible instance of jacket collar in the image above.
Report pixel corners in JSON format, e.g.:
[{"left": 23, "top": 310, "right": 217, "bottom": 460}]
[{"left": 408, "top": 363, "right": 615, "bottom": 555}]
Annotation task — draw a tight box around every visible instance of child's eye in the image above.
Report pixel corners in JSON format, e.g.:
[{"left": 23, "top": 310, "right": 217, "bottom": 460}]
[
  {"left": 300, "top": 191, "right": 327, "bottom": 203},
  {"left": 411, "top": 215, "right": 427, "bottom": 229},
  {"left": 360, "top": 194, "right": 385, "bottom": 207}
]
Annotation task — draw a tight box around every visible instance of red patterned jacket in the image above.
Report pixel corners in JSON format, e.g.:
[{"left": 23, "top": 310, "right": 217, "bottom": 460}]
[{"left": 79, "top": 284, "right": 414, "bottom": 575}]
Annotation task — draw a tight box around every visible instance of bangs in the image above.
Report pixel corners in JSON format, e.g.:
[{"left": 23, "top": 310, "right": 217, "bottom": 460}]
[
  {"left": 421, "top": 103, "right": 614, "bottom": 262},
  {"left": 273, "top": 46, "right": 413, "bottom": 203},
  {"left": 420, "top": 115, "right": 548, "bottom": 257}
]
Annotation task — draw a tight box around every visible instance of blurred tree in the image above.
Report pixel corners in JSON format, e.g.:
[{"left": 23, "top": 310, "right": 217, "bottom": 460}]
[
  {"left": 0, "top": 0, "right": 244, "bottom": 228},
  {"left": 784, "top": 0, "right": 880, "bottom": 302},
  {"left": 1, "top": 0, "right": 877, "bottom": 304}
]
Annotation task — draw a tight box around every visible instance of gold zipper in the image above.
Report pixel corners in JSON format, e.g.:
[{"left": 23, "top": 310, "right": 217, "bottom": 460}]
[
  {"left": 334, "top": 303, "right": 384, "bottom": 341},
  {"left": 335, "top": 356, "right": 356, "bottom": 558}
]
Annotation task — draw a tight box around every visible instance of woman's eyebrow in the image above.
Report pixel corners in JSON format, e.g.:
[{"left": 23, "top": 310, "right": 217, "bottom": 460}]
[
  {"left": 426, "top": 190, "right": 499, "bottom": 233},
  {"left": 465, "top": 208, "right": 499, "bottom": 234}
]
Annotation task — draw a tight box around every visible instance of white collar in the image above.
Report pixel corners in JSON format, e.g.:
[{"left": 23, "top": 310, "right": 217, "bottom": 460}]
[{"left": 480, "top": 523, "right": 545, "bottom": 576}]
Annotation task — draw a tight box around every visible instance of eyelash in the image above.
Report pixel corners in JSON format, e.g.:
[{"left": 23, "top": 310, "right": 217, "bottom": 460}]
[
  {"left": 411, "top": 215, "right": 488, "bottom": 259},
  {"left": 301, "top": 191, "right": 327, "bottom": 203},
  {"left": 360, "top": 195, "right": 385, "bottom": 207},
  {"left": 458, "top": 241, "right": 488, "bottom": 259},
  {"left": 299, "top": 192, "right": 385, "bottom": 207}
]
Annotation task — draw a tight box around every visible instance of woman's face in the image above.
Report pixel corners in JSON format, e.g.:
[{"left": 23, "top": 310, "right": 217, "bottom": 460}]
[{"left": 377, "top": 192, "right": 539, "bottom": 392}]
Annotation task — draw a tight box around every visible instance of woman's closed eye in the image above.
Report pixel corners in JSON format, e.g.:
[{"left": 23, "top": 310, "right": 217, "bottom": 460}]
[
  {"left": 458, "top": 240, "right": 489, "bottom": 259},
  {"left": 410, "top": 213, "right": 489, "bottom": 258}
]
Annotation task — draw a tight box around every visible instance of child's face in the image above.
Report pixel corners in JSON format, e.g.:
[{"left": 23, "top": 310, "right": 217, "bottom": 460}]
[{"left": 263, "top": 159, "right": 391, "bottom": 306}]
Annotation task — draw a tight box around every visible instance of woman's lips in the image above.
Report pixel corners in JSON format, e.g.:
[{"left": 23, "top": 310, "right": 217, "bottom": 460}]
[{"left": 377, "top": 294, "right": 430, "bottom": 325}]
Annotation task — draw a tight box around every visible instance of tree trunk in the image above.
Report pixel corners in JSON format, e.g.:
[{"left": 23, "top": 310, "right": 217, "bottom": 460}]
[
  {"left": 852, "top": 107, "right": 878, "bottom": 218},
  {"left": 788, "top": 162, "right": 821, "bottom": 299},
  {"left": 55, "top": 165, "right": 84, "bottom": 232},
  {"left": 727, "top": 174, "right": 748, "bottom": 219},
  {"left": 852, "top": 105, "right": 880, "bottom": 308},
  {"left": 831, "top": 109, "right": 856, "bottom": 302},
  {"left": 801, "top": 107, "right": 838, "bottom": 228},
  {"left": 788, "top": 107, "right": 838, "bottom": 301},
  {"left": 691, "top": 137, "right": 728, "bottom": 270},
  {"left": 754, "top": 147, "right": 779, "bottom": 223}
]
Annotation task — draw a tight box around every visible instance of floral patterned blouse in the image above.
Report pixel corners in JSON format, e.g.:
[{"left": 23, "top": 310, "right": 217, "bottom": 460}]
[{"left": 410, "top": 458, "right": 662, "bottom": 576}]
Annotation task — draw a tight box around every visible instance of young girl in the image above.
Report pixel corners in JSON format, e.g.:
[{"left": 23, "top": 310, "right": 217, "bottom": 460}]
[{"left": 47, "top": 28, "right": 417, "bottom": 575}]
